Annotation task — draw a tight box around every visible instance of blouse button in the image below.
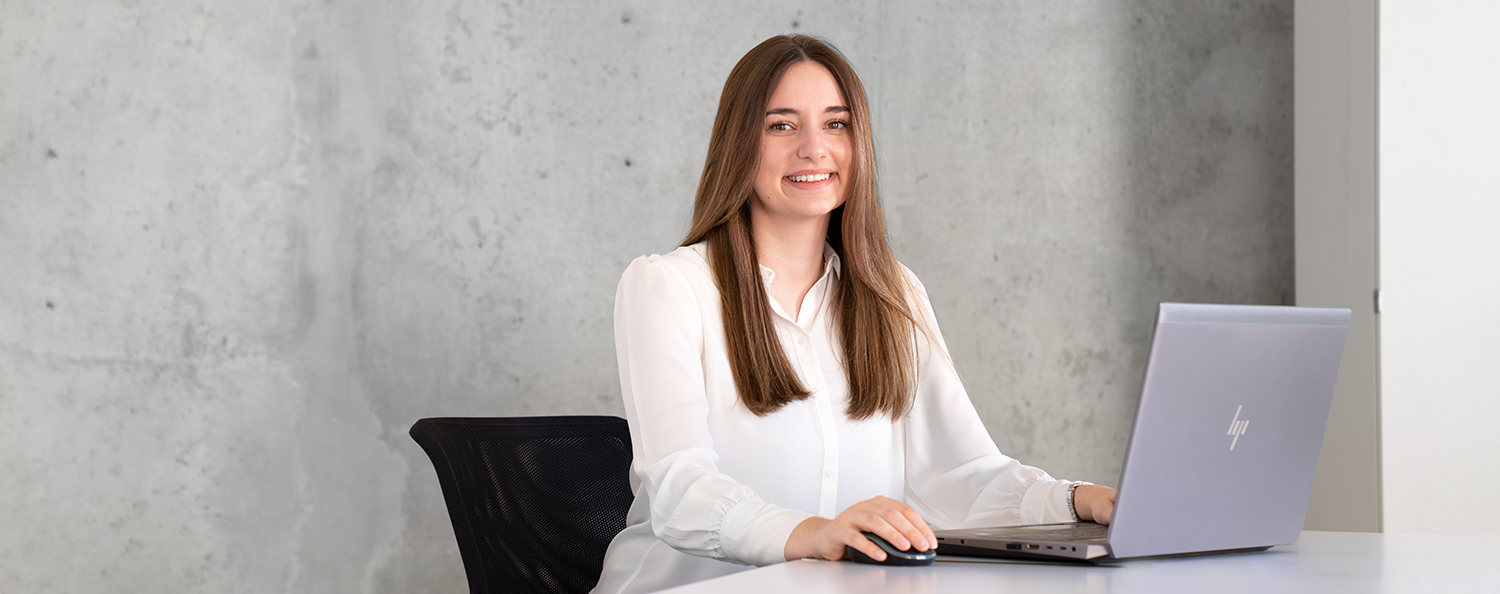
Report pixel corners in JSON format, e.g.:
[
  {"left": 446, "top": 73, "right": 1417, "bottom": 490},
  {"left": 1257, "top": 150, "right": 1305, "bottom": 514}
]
[
  {"left": 825, "top": 469, "right": 836, "bottom": 478},
  {"left": 797, "top": 336, "right": 809, "bottom": 346}
]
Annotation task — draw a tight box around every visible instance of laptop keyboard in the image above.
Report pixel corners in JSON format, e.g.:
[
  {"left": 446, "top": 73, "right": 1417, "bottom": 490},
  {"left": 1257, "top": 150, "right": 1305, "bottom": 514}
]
[{"left": 964, "top": 523, "right": 1109, "bottom": 542}]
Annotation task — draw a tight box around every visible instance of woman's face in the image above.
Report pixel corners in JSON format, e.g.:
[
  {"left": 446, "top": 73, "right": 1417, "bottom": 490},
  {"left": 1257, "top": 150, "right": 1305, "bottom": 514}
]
[{"left": 750, "top": 61, "right": 853, "bottom": 227}]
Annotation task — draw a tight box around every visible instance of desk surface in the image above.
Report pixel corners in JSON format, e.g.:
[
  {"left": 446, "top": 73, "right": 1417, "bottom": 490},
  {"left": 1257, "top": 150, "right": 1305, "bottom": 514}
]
[{"left": 657, "top": 531, "right": 1500, "bottom": 593}]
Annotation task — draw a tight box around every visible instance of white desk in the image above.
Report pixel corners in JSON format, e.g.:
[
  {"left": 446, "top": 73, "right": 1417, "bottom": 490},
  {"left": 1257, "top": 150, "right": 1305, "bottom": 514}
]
[{"left": 657, "top": 531, "right": 1500, "bottom": 593}]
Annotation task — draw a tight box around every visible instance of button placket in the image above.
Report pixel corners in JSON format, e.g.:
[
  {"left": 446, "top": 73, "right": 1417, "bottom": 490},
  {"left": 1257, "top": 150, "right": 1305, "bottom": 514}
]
[{"left": 814, "top": 328, "right": 838, "bottom": 516}]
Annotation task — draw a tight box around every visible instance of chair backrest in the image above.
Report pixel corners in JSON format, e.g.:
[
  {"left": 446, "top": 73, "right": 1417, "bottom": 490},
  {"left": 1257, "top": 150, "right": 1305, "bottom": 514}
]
[{"left": 410, "top": 416, "right": 634, "bottom": 594}]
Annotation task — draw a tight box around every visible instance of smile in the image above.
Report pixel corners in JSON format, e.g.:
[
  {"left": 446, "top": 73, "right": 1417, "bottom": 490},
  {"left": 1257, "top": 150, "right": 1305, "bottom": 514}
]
[{"left": 787, "top": 173, "right": 833, "bottom": 183}]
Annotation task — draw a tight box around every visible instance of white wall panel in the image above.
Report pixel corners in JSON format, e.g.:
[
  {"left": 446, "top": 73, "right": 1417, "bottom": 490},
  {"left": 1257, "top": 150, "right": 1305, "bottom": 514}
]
[{"left": 1379, "top": 0, "right": 1500, "bottom": 535}]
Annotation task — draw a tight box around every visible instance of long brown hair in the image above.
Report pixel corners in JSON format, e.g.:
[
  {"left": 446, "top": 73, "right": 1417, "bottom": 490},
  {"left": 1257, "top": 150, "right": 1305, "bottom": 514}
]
[{"left": 682, "top": 35, "right": 921, "bottom": 421}]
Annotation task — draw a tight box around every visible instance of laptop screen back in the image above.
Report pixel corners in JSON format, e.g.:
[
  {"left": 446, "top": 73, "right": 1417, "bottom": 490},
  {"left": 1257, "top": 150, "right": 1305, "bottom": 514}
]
[{"left": 1106, "top": 304, "right": 1350, "bottom": 559}]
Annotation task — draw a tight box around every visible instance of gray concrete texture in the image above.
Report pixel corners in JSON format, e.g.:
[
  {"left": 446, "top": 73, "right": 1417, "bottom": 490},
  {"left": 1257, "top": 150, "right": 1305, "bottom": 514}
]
[{"left": 0, "top": 1, "right": 1291, "bottom": 592}]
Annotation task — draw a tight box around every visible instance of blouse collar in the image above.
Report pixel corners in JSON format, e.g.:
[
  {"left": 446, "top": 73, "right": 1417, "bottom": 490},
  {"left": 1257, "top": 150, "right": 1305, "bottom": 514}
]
[{"left": 759, "top": 243, "right": 841, "bottom": 286}]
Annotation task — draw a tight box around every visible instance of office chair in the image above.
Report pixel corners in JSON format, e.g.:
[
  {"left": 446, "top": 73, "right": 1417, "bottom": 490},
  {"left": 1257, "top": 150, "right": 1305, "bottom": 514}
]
[{"left": 410, "top": 416, "right": 634, "bottom": 594}]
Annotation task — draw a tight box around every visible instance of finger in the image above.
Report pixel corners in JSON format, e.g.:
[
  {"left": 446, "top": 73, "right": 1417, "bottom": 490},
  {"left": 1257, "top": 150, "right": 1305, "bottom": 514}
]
[
  {"left": 899, "top": 506, "right": 937, "bottom": 551},
  {"left": 843, "top": 528, "right": 888, "bottom": 562},
  {"left": 867, "top": 498, "right": 932, "bottom": 551},
  {"left": 870, "top": 507, "right": 929, "bottom": 552},
  {"left": 886, "top": 500, "right": 935, "bottom": 550},
  {"left": 883, "top": 506, "right": 931, "bottom": 551}
]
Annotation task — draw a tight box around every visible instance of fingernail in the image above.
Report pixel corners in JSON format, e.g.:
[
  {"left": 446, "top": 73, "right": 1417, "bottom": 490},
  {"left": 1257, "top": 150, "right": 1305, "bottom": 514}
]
[{"left": 917, "top": 538, "right": 929, "bottom": 550}]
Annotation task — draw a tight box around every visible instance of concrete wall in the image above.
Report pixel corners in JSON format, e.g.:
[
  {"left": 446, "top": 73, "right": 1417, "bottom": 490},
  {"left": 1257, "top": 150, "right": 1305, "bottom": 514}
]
[
  {"left": 0, "top": 1, "right": 1292, "bottom": 592},
  {"left": 1379, "top": 0, "right": 1500, "bottom": 535}
]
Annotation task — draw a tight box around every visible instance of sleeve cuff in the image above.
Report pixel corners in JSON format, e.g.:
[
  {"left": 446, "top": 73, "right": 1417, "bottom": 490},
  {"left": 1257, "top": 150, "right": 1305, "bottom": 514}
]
[
  {"left": 719, "top": 498, "right": 814, "bottom": 566},
  {"left": 1019, "top": 478, "right": 1083, "bottom": 524}
]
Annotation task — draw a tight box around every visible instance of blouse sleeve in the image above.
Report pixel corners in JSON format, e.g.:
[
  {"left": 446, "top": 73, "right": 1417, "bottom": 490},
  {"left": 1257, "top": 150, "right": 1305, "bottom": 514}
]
[
  {"left": 614, "top": 255, "right": 812, "bottom": 566},
  {"left": 898, "top": 266, "right": 1080, "bottom": 529}
]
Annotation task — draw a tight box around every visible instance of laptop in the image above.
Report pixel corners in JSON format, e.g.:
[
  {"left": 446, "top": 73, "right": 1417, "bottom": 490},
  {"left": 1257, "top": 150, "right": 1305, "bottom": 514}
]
[{"left": 934, "top": 303, "right": 1351, "bottom": 563}]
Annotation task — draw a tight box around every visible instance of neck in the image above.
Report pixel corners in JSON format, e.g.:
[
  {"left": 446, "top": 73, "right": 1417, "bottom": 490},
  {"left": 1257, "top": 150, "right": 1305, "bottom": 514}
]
[{"left": 749, "top": 209, "right": 830, "bottom": 283}]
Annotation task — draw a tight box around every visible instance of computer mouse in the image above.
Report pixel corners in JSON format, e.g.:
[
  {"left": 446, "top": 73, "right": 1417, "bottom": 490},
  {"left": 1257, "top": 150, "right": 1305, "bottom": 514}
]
[{"left": 846, "top": 532, "right": 936, "bottom": 566}]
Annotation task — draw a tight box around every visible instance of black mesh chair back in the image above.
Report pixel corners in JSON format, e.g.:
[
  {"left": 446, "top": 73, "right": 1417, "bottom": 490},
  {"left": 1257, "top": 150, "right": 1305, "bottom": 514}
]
[{"left": 410, "top": 416, "right": 634, "bottom": 594}]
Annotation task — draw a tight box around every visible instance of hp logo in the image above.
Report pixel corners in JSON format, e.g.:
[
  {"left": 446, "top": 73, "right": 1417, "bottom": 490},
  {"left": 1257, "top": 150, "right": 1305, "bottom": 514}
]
[{"left": 1227, "top": 405, "right": 1249, "bottom": 450}]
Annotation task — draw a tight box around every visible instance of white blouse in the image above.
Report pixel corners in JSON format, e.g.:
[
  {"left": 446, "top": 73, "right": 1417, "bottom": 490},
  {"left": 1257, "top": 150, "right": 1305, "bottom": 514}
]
[{"left": 592, "top": 243, "right": 1079, "bottom": 594}]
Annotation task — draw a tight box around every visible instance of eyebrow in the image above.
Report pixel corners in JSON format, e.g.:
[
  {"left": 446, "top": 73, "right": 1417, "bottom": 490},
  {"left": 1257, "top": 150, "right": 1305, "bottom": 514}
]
[{"left": 766, "top": 106, "right": 851, "bottom": 117}]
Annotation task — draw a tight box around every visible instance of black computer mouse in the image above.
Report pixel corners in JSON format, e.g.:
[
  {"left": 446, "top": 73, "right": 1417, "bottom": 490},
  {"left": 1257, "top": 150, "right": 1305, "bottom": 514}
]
[{"left": 846, "top": 532, "right": 936, "bottom": 566}]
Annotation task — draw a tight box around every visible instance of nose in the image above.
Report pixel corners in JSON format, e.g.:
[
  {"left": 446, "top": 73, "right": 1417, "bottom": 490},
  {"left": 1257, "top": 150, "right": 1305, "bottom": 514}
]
[{"left": 796, "top": 129, "right": 828, "bottom": 161}]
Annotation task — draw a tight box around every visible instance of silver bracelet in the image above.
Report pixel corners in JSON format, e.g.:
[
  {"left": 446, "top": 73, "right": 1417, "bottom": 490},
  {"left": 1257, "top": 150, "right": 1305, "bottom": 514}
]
[{"left": 1066, "top": 482, "right": 1092, "bottom": 522}]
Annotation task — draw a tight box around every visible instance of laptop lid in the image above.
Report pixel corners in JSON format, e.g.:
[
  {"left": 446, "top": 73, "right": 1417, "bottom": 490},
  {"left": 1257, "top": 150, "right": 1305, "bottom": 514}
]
[{"left": 1105, "top": 303, "right": 1349, "bottom": 559}]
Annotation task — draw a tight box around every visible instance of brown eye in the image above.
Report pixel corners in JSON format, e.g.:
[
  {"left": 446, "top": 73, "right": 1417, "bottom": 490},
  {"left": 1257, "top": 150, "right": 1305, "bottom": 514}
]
[
  {"left": 769, "top": 121, "right": 793, "bottom": 132},
  {"left": 827, "top": 120, "right": 848, "bottom": 130}
]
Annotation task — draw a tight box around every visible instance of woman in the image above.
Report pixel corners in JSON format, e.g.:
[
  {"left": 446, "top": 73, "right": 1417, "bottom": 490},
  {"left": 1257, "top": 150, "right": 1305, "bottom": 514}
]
[{"left": 593, "top": 35, "right": 1116, "bottom": 594}]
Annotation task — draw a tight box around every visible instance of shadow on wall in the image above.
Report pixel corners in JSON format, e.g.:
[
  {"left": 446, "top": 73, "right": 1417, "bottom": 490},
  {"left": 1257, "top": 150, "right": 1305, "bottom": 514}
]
[{"left": 1114, "top": 2, "right": 1295, "bottom": 384}]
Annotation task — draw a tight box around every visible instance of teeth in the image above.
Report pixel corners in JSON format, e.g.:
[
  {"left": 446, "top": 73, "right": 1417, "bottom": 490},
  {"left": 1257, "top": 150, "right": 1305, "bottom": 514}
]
[{"left": 789, "top": 173, "right": 832, "bottom": 183}]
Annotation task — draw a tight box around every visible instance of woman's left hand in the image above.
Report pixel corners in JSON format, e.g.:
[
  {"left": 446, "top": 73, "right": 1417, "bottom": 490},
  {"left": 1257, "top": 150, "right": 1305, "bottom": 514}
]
[{"left": 1074, "top": 485, "right": 1118, "bottom": 524}]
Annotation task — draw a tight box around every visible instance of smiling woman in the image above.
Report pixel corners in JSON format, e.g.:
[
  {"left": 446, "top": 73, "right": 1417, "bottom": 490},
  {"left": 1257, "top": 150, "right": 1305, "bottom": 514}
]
[
  {"left": 752, "top": 62, "right": 852, "bottom": 229},
  {"left": 680, "top": 36, "right": 918, "bottom": 423},
  {"left": 593, "top": 35, "right": 1116, "bottom": 594}
]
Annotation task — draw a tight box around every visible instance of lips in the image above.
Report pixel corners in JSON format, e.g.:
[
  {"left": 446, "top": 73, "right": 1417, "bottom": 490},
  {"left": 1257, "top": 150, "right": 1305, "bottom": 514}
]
[
  {"left": 788, "top": 173, "right": 832, "bottom": 183},
  {"left": 784, "top": 171, "right": 837, "bottom": 188}
]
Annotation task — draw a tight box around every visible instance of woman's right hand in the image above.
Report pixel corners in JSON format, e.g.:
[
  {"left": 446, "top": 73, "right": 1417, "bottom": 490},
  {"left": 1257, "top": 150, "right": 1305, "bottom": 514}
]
[{"left": 783, "top": 496, "right": 936, "bottom": 562}]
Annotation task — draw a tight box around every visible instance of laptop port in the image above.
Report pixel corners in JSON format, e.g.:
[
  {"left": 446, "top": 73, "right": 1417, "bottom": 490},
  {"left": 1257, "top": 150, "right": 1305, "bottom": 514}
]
[
  {"left": 1006, "top": 543, "right": 1022, "bottom": 551},
  {"left": 1026, "top": 544, "right": 1040, "bottom": 550}
]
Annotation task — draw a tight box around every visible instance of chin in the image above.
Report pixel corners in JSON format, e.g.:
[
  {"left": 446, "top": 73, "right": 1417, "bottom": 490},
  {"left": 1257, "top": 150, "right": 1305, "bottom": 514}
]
[
  {"left": 796, "top": 201, "right": 844, "bottom": 219},
  {"left": 753, "top": 190, "right": 846, "bottom": 221},
  {"left": 801, "top": 192, "right": 845, "bottom": 213}
]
